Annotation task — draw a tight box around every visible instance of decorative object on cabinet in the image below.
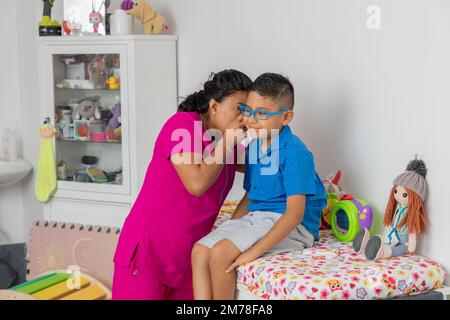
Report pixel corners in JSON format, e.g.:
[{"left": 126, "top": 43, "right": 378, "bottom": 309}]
[
  {"left": 72, "top": 97, "right": 102, "bottom": 121},
  {"left": 73, "top": 120, "right": 89, "bottom": 140},
  {"left": 105, "top": 75, "right": 120, "bottom": 89},
  {"left": 38, "top": 0, "right": 62, "bottom": 36},
  {"left": 64, "top": 0, "right": 106, "bottom": 36},
  {"left": 89, "top": 0, "right": 105, "bottom": 34},
  {"left": 87, "top": 167, "right": 108, "bottom": 183},
  {"left": 35, "top": 121, "right": 57, "bottom": 203},
  {"left": 120, "top": 0, "right": 135, "bottom": 11},
  {"left": 126, "top": 0, "right": 167, "bottom": 35},
  {"left": 108, "top": 102, "right": 121, "bottom": 129},
  {"left": 110, "top": 9, "right": 134, "bottom": 35}
]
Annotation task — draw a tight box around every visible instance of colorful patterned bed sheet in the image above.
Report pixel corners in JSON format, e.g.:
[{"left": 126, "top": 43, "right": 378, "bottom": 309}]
[{"left": 215, "top": 202, "right": 447, "bottom": 300}]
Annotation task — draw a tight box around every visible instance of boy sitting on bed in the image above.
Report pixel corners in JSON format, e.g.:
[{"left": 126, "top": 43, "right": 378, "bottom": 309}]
[{"left": 191, "top": 73, "right": 327, "bottom": 300}]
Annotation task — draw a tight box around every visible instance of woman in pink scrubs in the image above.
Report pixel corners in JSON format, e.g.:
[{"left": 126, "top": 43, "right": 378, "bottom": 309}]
[{"left": 112, "top": 69, "right": 252, "bottom": 299}]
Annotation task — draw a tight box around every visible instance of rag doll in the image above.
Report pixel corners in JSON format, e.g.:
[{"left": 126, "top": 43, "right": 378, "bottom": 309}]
[{"left": 352, "top": 158, "right": 427, "bottom": 260}]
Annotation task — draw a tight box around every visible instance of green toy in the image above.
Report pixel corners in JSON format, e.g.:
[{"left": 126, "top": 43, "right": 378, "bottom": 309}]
[
  {"left": 38, "top": 0, "right": 62, "bottom": 36},
  {"left": 330, "top": 198, "right": 374, "bottom": 242},
  {"left": 35, "top": 122, "right": 57, "bottom": 203}
]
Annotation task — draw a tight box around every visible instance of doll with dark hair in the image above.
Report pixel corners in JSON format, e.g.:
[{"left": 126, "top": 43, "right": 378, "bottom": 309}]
[{"left": 353, "top": 158, "right": 428, "bottom": 260}]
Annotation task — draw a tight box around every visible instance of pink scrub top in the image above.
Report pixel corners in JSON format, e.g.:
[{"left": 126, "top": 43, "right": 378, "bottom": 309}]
[{"left": 113, "top": 112, "right": 238, "bottom": 288}]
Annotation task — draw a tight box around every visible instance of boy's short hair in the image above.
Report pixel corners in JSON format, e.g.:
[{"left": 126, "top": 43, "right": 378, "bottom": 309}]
[{"left": 251, "top": 73, "right": 294, "bottom": 109}]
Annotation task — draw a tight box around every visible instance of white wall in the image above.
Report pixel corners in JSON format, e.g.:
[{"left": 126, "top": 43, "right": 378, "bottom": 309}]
[
  {"left": 151, "top": 0, "right": 450, "bottom": 280},
  {"left": 0, "top": 2, "right": 25, "bottom": 244},
  {"left": 2, "top": 0, "right": 448, "bottom": 282}
]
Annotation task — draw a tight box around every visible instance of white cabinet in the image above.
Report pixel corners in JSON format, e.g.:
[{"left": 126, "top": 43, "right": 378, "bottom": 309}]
[{"left": 37, "top": 35, "right": 178, "bottom": 227}]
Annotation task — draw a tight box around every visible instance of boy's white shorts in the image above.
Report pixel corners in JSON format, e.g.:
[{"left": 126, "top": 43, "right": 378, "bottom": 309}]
[{"left": 197, "top": 211, "right": 315, "bottom": 254}]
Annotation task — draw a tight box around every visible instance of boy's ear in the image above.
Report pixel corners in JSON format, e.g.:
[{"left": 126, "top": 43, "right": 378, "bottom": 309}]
[{"left": 281, "top": 110, "right": 294, "bottom": 125}]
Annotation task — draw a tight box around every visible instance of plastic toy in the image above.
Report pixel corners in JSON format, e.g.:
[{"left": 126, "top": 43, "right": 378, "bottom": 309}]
[
  {"left": 73, "top": 120, "right": 89, "bottom": 141},
  {"left": 108, "top": 102, "right": 121, "bottom": 129},
  {"left": 321, "top": 171, "right": 343, "bottom": 228},
  {"left": 126, "top": 0, "right": 167, "bottom": 35},
  {"left": 322, "top": 170, "right": 343, "bottom": 195},
  {"left": 105, "top": 75, "right": 120, "bottom": 89},
  {"left": 121, "top": 0, "right": 135, "bottom": 10},
  {"left": 38, "top": 0, "right": 62, "bottom": 36},
  {"left": 330, "top": 198, "right": 374, "bottom": 242},
  {"left": 353, "top": 158, "right": 428, "bottom": 260},
  {"left": 89, "top": 0, "right": 105, "bottom": 34}
]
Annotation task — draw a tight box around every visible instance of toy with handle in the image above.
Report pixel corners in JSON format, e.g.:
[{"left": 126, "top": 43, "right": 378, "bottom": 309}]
[{"left": 330, "top": 198, "right": 374, "bottom": 242}]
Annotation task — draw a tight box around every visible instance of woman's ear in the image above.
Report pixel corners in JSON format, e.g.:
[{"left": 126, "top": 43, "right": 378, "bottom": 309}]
[
  {"left": 281, "top": 110, "right": 294, "bottom": 125},
  {"left": 209, "top": 99, "right": 218, "bottom": 115}
]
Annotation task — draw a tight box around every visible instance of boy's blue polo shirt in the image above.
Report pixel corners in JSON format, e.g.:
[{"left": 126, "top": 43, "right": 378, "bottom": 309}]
[{"left": 243, "top": 125, "right": 326, "bottom": 240}]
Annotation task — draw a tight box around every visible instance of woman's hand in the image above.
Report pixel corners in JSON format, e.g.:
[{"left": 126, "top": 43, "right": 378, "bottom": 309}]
[{"left": 225, "top": 250, "right": 258, "bottom": 273}]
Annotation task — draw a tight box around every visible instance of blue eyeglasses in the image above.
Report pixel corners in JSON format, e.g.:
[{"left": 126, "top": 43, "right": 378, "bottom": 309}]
[{"left": 239, "top": 104, "right": 289, "bottom": 120}]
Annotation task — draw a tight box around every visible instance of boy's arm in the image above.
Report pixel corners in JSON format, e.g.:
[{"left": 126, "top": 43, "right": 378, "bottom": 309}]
[
  {"left": 230, "top": 191, "right": 250, "bottom": 220},
  {"left": 226, "top": 194, "right": 305, "bottom": 272}
]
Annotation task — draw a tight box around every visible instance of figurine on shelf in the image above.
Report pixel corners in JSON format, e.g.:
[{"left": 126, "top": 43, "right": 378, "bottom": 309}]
[
  {"left": 106, "top": 102, "right": 121, "bottom": 141},
  {"left": 74, "top": 120, "right": 89, "bottom": 141},
  {"left": 62, "top": 20, "right": 73, "bottom": 36},
  {"left": 106, "top": 75, "right": 120, "bottom": 89},
  {"left": 126, "top": 0, "right": 167, "bottom": 35},
  {"left": 38, "top": 0, "right": 62, "bottom": 36},
  {"left": 89, "top": 0, "right": 105, "bottom": 34},
  {"left": 72, "top": 97, "right": 102, "bottom": 121}
]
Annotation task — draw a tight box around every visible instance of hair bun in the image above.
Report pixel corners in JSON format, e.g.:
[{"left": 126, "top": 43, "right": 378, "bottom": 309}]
[{"left": 406, "top": 159, "right": 427, "bottom": 178}]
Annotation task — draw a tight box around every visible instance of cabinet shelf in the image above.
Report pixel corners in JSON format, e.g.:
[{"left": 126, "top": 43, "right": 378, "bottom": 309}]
[
  {"left": 55, "top": 87, "right": 120, "bottom": 92},
  {"left": 56, "top": 137, "right": 121, "bottom": 144}
]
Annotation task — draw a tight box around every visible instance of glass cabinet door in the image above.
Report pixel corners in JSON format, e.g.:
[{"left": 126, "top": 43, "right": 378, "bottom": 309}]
[{"left": 47, "top": 46, "right": 129, "bottom": 195}]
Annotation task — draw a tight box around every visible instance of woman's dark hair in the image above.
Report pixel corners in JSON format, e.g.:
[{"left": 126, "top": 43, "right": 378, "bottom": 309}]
[{"left": 178, "top": 69, "right": 252, "bottom": 114}]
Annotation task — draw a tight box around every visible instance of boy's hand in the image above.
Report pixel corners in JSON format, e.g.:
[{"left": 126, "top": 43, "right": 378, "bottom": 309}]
[{"left": 225, "top": 250, "right": 258, "bottom": 273}]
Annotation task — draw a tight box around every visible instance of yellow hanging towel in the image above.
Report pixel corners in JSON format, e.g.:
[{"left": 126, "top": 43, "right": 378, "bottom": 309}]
[{"left": 35, "top": 123, "right": 57, "bottom": 203}]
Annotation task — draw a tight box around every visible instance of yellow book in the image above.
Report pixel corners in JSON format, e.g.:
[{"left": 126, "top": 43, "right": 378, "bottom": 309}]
[
  {"left": 60, "top": 284, "right": 107, "bottom": 300},
  {"left": 32, "top": 276, "right": 90, "bottom": 300}
]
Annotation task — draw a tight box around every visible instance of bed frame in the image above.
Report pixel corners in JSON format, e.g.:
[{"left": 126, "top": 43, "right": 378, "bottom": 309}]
[{"left": 235, "top": 286, "right": 450, "bottom": 300}]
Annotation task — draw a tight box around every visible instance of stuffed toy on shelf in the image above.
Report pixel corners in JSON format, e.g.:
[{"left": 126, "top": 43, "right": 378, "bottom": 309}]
[
  {"left": 72, "top": 97, "right": 102, "bottom": 121},
  {"left": 352, "top": 157, "right": 428, "bottom": 260}
]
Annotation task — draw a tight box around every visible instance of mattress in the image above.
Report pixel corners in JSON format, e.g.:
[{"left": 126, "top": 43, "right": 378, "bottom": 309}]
[{"left": 215, "top": 202, "right": 447, "bottom": 300}]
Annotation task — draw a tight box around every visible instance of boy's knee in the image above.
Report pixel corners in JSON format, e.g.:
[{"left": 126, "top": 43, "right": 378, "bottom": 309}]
[{"left": 209, "top": 240, "right": 238, "bottom": 266}]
